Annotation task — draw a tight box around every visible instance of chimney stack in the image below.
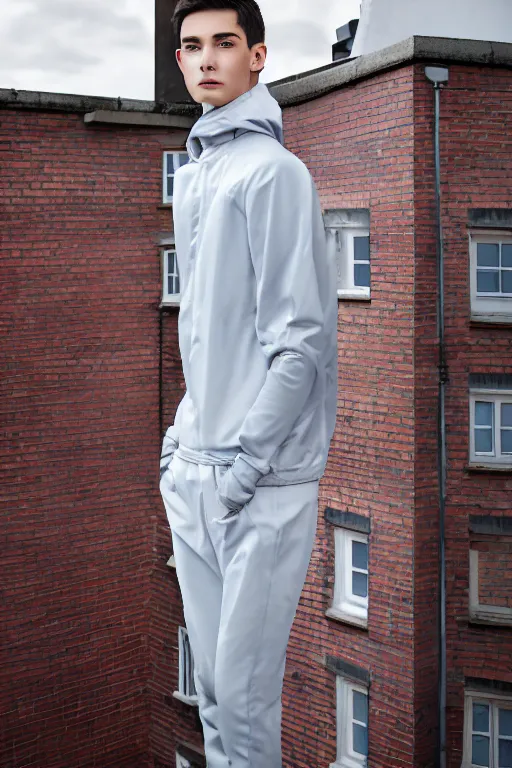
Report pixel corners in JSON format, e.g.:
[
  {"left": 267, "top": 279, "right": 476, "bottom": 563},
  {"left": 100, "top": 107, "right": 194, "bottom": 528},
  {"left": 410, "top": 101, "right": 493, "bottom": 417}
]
[
  {"left": 332, "top": 19, "right": 359, "bottom": 62},
  {"left": 155, "top": 0, "right": 193, "bottom": 104}
]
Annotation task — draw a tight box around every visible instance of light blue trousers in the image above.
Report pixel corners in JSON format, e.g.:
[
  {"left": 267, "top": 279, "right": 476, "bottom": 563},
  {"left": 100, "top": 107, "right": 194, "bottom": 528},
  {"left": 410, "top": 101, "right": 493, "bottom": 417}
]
[{"left": 160, "top": 454, "right": 319, "bottom": 768}]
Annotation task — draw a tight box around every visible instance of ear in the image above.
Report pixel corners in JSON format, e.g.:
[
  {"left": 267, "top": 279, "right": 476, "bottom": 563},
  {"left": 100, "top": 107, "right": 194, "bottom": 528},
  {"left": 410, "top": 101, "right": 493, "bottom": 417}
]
[
  {"left": 176, "top": 48, "right": 184, "bottom": 73},
  {"left": 251, "top": 43, "right": 267, "bottom": 74}
]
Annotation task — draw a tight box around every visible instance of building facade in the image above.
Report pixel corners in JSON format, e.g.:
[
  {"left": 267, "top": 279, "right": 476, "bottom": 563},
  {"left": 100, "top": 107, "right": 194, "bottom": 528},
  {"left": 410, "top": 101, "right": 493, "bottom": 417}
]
[{"left": 2, "top": 36, "right": 512, "bottom": 768}]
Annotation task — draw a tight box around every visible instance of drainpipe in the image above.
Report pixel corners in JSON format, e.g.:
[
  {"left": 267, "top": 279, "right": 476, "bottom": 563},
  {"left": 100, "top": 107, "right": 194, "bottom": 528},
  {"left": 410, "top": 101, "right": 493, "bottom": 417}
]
[{"left": 424, "top": 64, "right": 449, "bottom": 768}]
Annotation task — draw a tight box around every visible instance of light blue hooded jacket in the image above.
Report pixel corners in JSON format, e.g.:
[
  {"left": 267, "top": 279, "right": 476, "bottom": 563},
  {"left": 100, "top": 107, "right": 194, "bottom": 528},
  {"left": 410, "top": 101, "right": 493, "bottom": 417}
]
[{"left": 161, "top": 82, "right": 338, "bottom": 514}]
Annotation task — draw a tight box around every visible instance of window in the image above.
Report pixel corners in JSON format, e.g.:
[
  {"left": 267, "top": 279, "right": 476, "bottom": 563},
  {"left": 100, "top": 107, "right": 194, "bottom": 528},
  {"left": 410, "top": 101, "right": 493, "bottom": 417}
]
[
  {"left": 176, "top": 753, "right": 191, "bottom": 768},
  {"left": 469, "top": 518, "right": 512, "bottom": 626},
  {"left": 175, "top": 748, "right": 206, "bottom": 768},
  {"left": 163, "top": 151, "right": 189, "bottom": 204},
  {"left": 469, "top": 391, "right": 512, "bottom": 468},
  {"left": 162, "top": 248, "right": 181, "bottom": 305},
  {"left": 463, "top": 691, "right": 512, "bottom": 768},
  {"left": 331, "top": 676, "right": 369, "bottom": 768},
  {"left": 323, "top": 209, "right": 371, "bottom": 300},
  {"left": 172, "top": 626, "right": 198, "bottom": 706},
  {"left": 470, "top": 233, "right": 512, "bottom": 322},
  {"left": 327, "top": 528, "right": 369, "bottom": 628}
]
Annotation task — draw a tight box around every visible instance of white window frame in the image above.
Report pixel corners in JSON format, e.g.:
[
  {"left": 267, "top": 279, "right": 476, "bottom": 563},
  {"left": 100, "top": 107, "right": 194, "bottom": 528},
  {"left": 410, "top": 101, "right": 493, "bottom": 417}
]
[
  {"left": 162, "top": 248, "right": 181, "bottom": 306},
  {"left": 176, "top": 752, "right": 191, "bottom": 768},
  {"left": 330, "top": 676, "right": 369, "bottom": 768},
  {"left": 163, "top": 151, "right": 189, "bottom": 205},
  {"left": 326, "top": 529, "right": 369, "bottom": 628},
  {"left": 469, "top": 548, "right": 512, "bottom": 626},
  {"left": 469, "top": 389, "right": 512, "bottom": 468},
  {"left": 172, "top": 626, "right": 198, "bottom": 706},
  {"left": 469, "top": 231, "right": 512, "bottom": 323},
  {"left": 462, "top": 689, "right": 512, "bottom": 768},
  {"left": 325, "top": 225, "right": 371, "bottom": 301}
]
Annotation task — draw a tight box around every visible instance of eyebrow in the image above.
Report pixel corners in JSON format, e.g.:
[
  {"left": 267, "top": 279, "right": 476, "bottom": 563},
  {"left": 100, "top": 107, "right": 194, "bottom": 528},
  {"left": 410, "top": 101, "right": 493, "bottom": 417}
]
[{"left": 181, "top": 32, "right": 242, "bottom": 44}]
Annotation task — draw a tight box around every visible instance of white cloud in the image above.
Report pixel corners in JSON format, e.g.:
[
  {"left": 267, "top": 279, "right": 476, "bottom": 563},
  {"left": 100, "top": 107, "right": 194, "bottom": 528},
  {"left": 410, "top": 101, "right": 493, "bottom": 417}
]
[{"left": 0, "top": 0, "right": 361, "bottom": 99}]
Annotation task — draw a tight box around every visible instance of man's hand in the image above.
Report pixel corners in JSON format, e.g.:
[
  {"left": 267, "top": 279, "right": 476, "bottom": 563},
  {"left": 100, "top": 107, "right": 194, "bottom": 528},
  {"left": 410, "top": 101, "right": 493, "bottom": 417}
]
[{"left": 216, "top": 465, "right": 255, "bottom": 513}]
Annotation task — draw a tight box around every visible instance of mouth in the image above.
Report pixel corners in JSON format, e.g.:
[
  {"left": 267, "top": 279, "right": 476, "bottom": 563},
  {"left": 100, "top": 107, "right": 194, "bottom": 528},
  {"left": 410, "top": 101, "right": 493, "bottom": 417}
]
[{"left": 199, "top": 80, "right": 223, "bottom": 87}]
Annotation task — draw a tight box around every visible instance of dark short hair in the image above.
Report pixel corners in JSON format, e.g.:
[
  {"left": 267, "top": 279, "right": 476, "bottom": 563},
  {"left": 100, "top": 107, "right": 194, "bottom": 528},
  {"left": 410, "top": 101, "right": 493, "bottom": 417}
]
[{"left": 172, "top": 0, "right": 265, "bottom": 49}]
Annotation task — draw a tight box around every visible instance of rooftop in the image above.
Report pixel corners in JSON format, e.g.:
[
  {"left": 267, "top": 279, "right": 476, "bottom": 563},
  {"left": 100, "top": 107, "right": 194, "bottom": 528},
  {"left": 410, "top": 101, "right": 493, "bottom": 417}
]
[{"left": 1, "top": 35, "right": 511, "bottom": 121}]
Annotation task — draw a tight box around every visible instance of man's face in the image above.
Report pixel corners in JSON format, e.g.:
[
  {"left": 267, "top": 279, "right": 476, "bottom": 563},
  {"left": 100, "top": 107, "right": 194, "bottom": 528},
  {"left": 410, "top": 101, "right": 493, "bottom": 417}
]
[{"left": 176, "top": 9, "right": 266, "bottom": 108}]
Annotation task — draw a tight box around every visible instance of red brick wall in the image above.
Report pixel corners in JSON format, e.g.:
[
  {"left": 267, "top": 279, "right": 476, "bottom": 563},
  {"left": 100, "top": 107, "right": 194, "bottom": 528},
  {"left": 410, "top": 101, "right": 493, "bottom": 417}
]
[
  {"left": 411, "top": 63, "right": 443, "bottom": 768},
  {"left": 282, "top": 66, "right": 419, "bottom": 768},
  {"left": 0, "top": 107, "right": 189, "bottom": 768},
  {"left": 472, "top": 539, "right": 512, "bottom": 608},
  {"left": 6, "top": 59, "right": 511, "bottom": 768},
  {"left": 413, "top": 64, "right": 512, "bottom": 768}
]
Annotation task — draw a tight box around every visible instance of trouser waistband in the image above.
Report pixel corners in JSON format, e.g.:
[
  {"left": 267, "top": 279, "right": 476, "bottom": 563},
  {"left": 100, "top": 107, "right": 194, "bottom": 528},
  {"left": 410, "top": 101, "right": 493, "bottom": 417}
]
[{"left": 174, "top": 443, "right": 236, "bottom": 467}]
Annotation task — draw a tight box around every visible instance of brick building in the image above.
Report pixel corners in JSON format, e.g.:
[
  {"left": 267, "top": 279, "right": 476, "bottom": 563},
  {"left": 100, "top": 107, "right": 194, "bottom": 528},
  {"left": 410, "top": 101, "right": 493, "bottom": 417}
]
[{"left": 2, "top": 23, "right": 512, "bottom": 768}]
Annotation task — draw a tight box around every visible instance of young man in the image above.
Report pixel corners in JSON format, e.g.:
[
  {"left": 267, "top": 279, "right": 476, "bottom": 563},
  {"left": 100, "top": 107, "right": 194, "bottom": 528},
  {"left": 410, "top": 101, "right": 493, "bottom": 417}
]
[{"left": 159, "top": 1, "right": 338, "bottom": 766}]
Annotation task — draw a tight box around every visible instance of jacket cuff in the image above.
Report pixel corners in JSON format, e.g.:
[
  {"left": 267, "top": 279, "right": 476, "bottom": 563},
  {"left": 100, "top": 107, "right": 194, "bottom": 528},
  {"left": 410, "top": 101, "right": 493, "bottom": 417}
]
[
  {"left": 231, "top": 452, "right": 267, "bottom": 493},
  {"left": 216, "top": 454, "right": 266, "bottom": 513}
]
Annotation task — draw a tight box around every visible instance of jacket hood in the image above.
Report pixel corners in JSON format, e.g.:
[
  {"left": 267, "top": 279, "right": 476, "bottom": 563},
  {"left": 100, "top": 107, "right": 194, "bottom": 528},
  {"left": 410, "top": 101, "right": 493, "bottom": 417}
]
[{"left": 186, "top": 82, "right": 284, "bottom": 162}]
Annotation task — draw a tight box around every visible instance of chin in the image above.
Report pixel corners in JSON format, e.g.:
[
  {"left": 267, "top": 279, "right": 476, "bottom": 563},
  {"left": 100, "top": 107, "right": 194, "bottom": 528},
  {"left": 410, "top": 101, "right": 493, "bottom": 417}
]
[{"left": 200, "top": 93, "right": 229, "bottom": 108}]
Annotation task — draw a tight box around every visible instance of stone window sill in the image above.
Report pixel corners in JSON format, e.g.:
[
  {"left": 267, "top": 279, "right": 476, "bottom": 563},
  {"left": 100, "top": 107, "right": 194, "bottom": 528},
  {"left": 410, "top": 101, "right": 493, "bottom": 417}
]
[
  {"left": 325, "top": 607, "right": 368, "bottom": 630},
  {"left": 466, "top": 462, "right": 512, "bottom": 473},
  {"left": 172, "top": 691, "right": 199, "bottom": 707},
  {"left": 470, "top": 313, "right": 512, "bottom": 326},
  {"left": 469, "top": 608, "right": 512, "bottom": 627},
  {"left": 338, "top": 292, "right": 371, "bottom": 302}
]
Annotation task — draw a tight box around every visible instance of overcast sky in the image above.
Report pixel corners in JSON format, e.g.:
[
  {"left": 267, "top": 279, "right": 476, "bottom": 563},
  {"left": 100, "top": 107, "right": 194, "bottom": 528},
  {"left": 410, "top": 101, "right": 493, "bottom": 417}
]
[{"left": 0, "top": 0, "right": 361, "bottom": 100}]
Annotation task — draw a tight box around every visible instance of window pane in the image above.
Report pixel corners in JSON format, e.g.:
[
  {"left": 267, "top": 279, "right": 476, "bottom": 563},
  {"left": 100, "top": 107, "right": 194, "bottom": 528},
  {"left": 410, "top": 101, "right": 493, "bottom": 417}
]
[
  {"left": 502, "top": 244, "right": 512, "bottom": 268},
  {"left": 168, "top": 251, "right": 175, "bottom": 273},
  {"left": 502, "top": 430, "right": 512, "bottom": 454},
  {"left": 477, "top": 270, "right": 500, "bottom": 293},
  {"left": 353, "top": 723, "right": 368, "bottom": 756},
  {"left": 167, "top": 176, "right": 174, "bottom": 200},
  {"left": 352, "top": 571, "right": 368, "bottom": 598},
  {"left": 472, "top": 734, "right": 490, "bottom": 767},
  {"left": 352, "top": 541, "right": 368, "bottom": 571},
  {"left": 477, "top": 242, "right": 499, "bottom": 267},
  {"left": 473, "top": 703, "right": 490, "bottom": 732},
  {"left": 166, "top": 153, "right": 174, "bottom": 175},
  {"left": 499, "top": 708, "right": 512, "bottom": 736},
  {"left": 475, "top": 428, "right": 493, "bottom": 454},
  {"left": 176, "top": 275, "right": 180, "bottom": 295},
  {"left": 354, "top": 235, "right": 370, "bottom": 262},
  {"left": 354, "top": 263, "right": 370, "bottom": 288},
  {"left": 502, "top": 405, "right": 512, "bottom": 428},
  {"left": 179, "top": 152, "right": 189, "bottom": 167},
  {"left": 499, "top": 739, "right": 512, "bottom": 768},
  {"left": 502, "top": 270, "right": 512, "bottom": 294},
  {"left": 475, "top": 402, "right": 493, "bottom": 427},
  {"left": 353, "top": 691, "right": 368, "bottom": 725}
]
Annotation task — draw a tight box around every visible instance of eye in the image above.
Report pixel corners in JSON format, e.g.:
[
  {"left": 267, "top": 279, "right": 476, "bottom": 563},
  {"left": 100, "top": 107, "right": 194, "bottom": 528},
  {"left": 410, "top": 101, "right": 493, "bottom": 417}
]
[
  {"left": 184, "top": 44, "right": 198, "bottom": 51},
  {"left": 219, "top": 41, "right": 234, "bottom": 47}
]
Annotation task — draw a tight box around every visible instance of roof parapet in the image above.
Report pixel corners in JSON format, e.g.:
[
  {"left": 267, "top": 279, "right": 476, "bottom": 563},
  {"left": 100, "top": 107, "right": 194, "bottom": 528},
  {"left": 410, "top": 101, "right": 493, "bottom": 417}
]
[
  {"left": 268, "top": 35, "right": 512, "bottom": 107},
  {"left": 0, "top": 87, "right": 200, "bottom": 120}
]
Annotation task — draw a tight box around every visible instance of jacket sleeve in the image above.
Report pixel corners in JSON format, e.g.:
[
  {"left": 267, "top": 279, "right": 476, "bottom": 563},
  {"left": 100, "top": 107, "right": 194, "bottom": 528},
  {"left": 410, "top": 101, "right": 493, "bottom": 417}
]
[{"left": 218, "top": 157, "right": 327, "bottom": 511}]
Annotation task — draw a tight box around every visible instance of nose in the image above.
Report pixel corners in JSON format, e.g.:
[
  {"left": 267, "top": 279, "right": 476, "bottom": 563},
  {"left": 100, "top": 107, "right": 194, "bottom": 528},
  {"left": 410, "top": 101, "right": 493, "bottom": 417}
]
[{"left": 200, "top": 44, "right": 217, "bottom": 73}]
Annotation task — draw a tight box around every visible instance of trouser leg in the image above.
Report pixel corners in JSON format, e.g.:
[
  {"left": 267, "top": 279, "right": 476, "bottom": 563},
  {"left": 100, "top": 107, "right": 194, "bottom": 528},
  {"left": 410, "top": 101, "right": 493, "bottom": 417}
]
[
  {"left": 161, "top": 455, "right": 319, "bottom": 768},
  {"left": 160, "top": 457, "right": 230, "bottom": 768},
  {"left": 207, "top": 478, "right": 320, "bottom": 768}
]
